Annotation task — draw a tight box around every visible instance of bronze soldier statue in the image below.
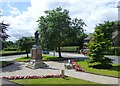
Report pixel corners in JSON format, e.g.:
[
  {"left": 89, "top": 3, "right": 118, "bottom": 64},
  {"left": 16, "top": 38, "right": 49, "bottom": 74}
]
[{"left": 34, "top": 30, "right": 39, "bottom": 45}]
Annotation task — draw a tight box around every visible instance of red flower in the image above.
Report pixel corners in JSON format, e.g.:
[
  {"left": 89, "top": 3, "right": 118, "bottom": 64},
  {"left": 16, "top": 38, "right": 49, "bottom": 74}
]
[
  {"left": 2, "top": 74, "right": 68, "bottom": 80},
  {"left": 71, "top": 62, "right": 84, "bottom": 72}
]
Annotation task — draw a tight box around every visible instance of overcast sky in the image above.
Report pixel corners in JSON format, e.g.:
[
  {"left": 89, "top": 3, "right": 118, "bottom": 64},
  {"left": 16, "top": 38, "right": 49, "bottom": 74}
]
[{"left": 0, "top": 0, "right": 119, "bottom": 42}]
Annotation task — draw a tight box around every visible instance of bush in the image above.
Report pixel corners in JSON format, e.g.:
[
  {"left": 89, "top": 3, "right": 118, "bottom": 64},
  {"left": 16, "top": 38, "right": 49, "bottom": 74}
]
[
  {"left": 4, "top": 48, "right": 18, "bottom": 51},
  {"left": 59, "top": 46, "right": 79, "bottom": 52},
  {"left": 89, "top": 64, "right": 112, "bottom": 69},
  {"left": 88, "top": 57, "right": 113, "bottom": 69},
  {"left": 1, "top": 51, "right": 26, "bottom": 56},
  {"left": 104, "top": 47, "right": 120, "bottom": 56}
]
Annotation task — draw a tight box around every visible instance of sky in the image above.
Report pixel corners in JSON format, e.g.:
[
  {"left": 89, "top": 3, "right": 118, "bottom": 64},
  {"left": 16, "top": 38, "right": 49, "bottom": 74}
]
[{"left": 0, "top": 0, "right": 119, "bottom": 42}]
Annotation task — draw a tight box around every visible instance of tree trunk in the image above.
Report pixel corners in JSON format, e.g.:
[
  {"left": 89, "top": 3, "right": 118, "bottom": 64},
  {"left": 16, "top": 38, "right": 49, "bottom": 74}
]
[
  {"left": 58, "top": 46, "right": 62, "bottom": 58},
  {"left": 26, "top": 49, "right": 29, "bottom": 58}
]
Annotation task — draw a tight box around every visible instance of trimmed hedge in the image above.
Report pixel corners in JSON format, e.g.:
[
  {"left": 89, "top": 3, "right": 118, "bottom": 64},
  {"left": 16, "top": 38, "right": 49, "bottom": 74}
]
[
  {"left": 59, "top": 46, "right": 79, "bottom": 52},
  {"left": 4, "top": 48, "right": 18, "bottom": 51},
  {"left": 1, "top": 51, "right": 26, "bottom": 56},
  {"left": 104, "top": 47, "right": 120, "bottom": 56}
]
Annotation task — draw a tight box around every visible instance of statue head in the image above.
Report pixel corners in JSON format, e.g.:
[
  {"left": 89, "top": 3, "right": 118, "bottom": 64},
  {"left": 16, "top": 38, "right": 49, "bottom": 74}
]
[{"left": 35, "top": 30, "right": 39, "bottom": 37}]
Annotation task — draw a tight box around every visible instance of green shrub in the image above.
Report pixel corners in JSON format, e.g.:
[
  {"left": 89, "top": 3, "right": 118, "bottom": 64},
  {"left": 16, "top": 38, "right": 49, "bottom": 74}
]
[
  {"left": 115, "top": 47, "right": 120, "bottom": 56},
  {"left": 89, "top": 64, "right": 112, "bottom": 69},
  {"left": 105, "top": 47, "right": 120, "bottom": 56},
  {"left": 1, "top": 51, "right": 26, "bottom": 56},
  {"left": 59, "top": 46, "right": 79, "bottom": 52},
  {"left": 4, "top": 48, "right": 18, "bottom": 51}
]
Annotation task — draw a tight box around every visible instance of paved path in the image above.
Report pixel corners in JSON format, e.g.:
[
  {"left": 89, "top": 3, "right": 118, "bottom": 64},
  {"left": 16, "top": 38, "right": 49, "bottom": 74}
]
[
  {"left": 66, "top": 70, "right": 119, "bottom": 84},
  {"left": 1, "top": 61, "right": 119, "bottom": 85}
]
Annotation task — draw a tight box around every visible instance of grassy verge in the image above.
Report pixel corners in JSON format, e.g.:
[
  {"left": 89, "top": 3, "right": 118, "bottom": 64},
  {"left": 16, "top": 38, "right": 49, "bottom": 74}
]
[
  {"left": 0, "top": 61, "right": 13, "bottom": 67},
  {"left": 15, "top": 55, "right": 63, "bottom": 62},
  {"left": 77, "top": 61, "right": 120, "bottom": 78},
  {"left": 15, "top": 56, "right": 31, "bottom": 62},
  {"left": 11, "top": 77, "right": 106, "bottom": 86}
]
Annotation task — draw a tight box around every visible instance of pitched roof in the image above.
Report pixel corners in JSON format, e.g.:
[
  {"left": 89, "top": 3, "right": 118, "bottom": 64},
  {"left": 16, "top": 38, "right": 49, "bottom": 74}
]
[
  {"left": 84, "top": 35, "right": 91, "bottom": 41},
  {"left": 112, "top": 30, "right": 119, "bottom": 39}
]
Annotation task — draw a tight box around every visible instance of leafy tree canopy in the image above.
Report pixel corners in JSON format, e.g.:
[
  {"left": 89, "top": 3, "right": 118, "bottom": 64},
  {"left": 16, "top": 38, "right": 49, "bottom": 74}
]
[
  {"left": 37, "top": 7, "right": 86, "bottom": 57},
  {"left": 16, "top": 36, "right": 34, "bottom": 58}
]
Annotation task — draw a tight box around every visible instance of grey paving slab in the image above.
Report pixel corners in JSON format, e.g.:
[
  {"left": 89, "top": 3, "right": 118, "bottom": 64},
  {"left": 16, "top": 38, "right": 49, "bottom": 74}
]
[
  {"left": 65, "top": 70, "right": 119, "bottom": 84},
  {"left": 1, "top": 61, "right": 119, "bottom": 85}
]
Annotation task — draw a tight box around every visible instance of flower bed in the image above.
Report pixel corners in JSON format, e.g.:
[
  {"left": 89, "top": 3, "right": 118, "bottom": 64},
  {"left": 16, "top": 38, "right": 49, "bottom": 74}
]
[
  {"left": 71, "top": 61, "right": 84, "bottom": 72},
  {"left": 3, "top": 74, "right": 68, "bottom": 80}
]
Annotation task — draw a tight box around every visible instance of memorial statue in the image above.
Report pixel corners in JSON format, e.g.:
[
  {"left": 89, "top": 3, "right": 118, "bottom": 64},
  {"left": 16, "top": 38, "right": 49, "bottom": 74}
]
[
  {"left": 34, "top": 30, "right": 39, "bottom": 45},
  {"left": 26, "top": 30, "right": 47, "bottom": 69}
]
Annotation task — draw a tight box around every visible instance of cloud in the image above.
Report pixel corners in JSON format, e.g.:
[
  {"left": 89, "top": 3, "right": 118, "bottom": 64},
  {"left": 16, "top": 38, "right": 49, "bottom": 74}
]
[
  {"left": 3, "top": 0, "right": 48, "bottom": 41},
  {"left": 7, "top": 2, "right": 21, "bottom": 15},
  {"left": 1, "top": 0, "right": 30, "bottom": 2},
  {"left": 63, "top": 0, "right": 118, "bottom": 33},
  {"left": 2, "top": 0, "right": 119, "bottom": 42}
]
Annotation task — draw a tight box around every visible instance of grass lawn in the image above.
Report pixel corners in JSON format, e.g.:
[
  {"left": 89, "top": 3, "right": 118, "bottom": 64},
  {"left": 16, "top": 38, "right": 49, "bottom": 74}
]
[
  {"left": 0, "top": 61, "right": 13, "bottom": 67},
  {"left": 77, "top": 61, "right": 120, "bottom": 78},
  {"left": 15, "top": 55, "right": 63, "bottom": 62},
  {"left": 11, "top": 77, "right": 107, "bottom": 86},
  {"left": 15, "top": 56, "right": 31, "bottom": 62}
]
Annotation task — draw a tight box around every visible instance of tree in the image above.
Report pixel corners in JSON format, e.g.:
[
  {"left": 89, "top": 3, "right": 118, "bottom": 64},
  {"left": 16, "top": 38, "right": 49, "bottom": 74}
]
[
  {"left": 2, "top": 41, "right": 14, "bottom": 49},
  {"left": 38, "top": 7, "right": 86, "bottom": 57},
  {"left": 1, "top": 22, "right": 10, "bottom": 50},
  {"left": 16, "top": 37, "right": 34, "bottom": 58},
  {"left": 0, "top": 22, "right": 9, "bottom": 40},
  {"left": 88, "top": 21, "right": 115, "bottom": 69},
  {"left": 69, "top": 18, "right": 87, "bottom": 48},
  {"left": 0, "top": 11, "right": 10, "bottom": 50}
]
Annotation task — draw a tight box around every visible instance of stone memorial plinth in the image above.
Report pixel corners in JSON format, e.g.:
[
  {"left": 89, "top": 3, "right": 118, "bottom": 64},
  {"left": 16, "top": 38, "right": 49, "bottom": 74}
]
[
  {"left": 26, "top": 30, "right": 47, "bottom": 69},
  {"left": 26, "top": 45, "right": 47, "bottom": 69},
  {"left": 31, "top": 45, "right": 42, "bottom": 61}
]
